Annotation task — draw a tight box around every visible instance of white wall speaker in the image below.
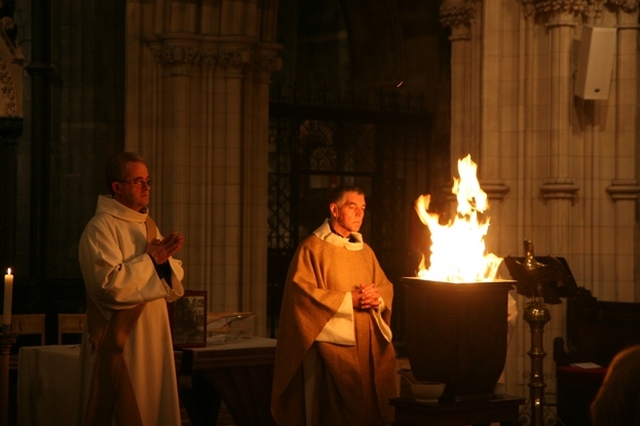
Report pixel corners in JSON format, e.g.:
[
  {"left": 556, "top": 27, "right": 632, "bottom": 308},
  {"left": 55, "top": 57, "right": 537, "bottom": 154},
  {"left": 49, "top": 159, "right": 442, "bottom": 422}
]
[{"left": 574, "top": 26, "right": 616, "bottom": 100}]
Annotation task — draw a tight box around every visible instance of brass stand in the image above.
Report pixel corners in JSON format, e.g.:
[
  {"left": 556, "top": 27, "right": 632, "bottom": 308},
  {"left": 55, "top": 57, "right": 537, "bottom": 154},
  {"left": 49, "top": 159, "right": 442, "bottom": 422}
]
[
  {"left": 505, "top": 239, "right": 578, "bottom": 426},
  {"left": 523, "top": 299, "right": 550, "bottom": 426},
  {"left": 0, "top": 325, "right": 15, "bottom": 426}
]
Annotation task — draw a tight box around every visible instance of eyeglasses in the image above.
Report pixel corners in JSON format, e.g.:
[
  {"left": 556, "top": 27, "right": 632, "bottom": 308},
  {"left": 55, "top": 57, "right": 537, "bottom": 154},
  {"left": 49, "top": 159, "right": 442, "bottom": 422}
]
[{"left": 119, "top": 179, "right": 153, "bottom": 188}]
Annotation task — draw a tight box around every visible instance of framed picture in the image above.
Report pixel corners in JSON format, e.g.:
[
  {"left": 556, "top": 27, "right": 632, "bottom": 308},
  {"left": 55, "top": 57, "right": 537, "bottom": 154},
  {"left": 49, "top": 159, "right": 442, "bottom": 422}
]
[{"left": 169, "top": 290, "right": 207, "bottom": 348}]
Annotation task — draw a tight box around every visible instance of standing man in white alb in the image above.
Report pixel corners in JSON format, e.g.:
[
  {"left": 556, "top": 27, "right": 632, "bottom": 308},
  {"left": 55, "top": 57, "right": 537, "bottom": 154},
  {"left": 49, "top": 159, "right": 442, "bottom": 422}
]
[{"left": 77, "top": 151, "right": 185, "bottom": 426}]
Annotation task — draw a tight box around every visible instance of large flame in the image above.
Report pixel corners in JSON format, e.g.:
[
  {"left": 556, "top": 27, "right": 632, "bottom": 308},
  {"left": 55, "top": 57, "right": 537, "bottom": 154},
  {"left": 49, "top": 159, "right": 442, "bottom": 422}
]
[{"left": 415, "top": 154, "right": 502, "bottom": 282}]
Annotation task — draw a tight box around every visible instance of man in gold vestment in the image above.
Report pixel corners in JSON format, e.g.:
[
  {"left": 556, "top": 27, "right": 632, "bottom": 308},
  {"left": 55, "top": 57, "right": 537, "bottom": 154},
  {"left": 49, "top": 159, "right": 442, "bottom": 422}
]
[{"left": 271, "top": 185, "right": 397, "bottom": 426}]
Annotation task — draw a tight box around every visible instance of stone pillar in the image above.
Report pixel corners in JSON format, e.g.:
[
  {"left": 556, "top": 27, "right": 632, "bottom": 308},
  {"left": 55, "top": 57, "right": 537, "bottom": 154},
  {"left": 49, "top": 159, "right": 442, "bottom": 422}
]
[
  {"left": 127, "top": 0, "right": 281, "bottom": 335},
  {"left": 605, "top": 3, "right": 640, "bottom": 301},
  {"left": 0, "top": 2, "right": 24, "bottom": 271},
  {"left": 536, "top": 2, "right": 581, "bottom": 256},
  {"left": 440, "top": 0, "right": 475, "bottom": 169}
]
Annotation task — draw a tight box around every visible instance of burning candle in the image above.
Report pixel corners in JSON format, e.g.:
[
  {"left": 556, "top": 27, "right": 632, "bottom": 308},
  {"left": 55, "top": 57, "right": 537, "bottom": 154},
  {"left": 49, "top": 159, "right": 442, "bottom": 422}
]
[{"left": 3, "top": 268, "right": 13, "bottom": 326}]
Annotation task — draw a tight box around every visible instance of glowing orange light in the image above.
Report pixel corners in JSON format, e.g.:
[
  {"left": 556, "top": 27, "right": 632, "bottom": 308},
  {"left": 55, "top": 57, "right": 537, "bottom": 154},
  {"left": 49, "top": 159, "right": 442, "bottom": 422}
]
[{"left": 414, "top": 154, "right": 502, "bottom": 282}]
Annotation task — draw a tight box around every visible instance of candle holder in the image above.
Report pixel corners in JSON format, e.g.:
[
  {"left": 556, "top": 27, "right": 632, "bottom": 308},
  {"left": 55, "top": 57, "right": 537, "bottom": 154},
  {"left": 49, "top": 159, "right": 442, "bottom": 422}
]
[
  {"left": 504, "top": 240, "right": 578, "bottom": 426},
  {"left": 1, "top": 324, "right": 16, "bottom": 426}
]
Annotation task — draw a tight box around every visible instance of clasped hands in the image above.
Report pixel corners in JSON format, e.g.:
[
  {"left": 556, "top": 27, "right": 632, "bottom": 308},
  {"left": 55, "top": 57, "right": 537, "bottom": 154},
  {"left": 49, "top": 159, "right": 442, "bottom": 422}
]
[
  {"left": 146, "top": 231, "right": 184, "bottom": 264},
  {"left": 351, "top": 283, "right": 381, "bottom": 310}
]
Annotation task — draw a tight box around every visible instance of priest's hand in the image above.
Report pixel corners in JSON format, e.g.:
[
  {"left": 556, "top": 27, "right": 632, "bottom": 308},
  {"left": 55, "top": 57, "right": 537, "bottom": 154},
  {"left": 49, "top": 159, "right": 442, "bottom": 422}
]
[
  {"left": 352, "top": 283, "right": 381, "bottom": 310},
  {"left": 147, "top": 231, "right": 184, "bottom": 264}
]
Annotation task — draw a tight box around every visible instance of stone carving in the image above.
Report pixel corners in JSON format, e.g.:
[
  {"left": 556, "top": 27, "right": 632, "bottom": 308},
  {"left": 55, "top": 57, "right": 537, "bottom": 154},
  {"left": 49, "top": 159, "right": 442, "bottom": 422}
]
[
  {"left": 144, "top": 37, "right": 280, "bottom": 74},
  {"left": 520, "top": 0, "right": 590, "bottom": 18},
  {"left": 201, "top": 50, "right": 218, "bottom": 68},
  {"left": 607, "top": 0, "right": 640, "bottom": 12},
  {"left": 520, "top": 0, "right": 639, "bottom": 18},
  {"left": 439, "top": 0, "right": 476, "bottom": 28},
  {"left": 531, "top": 0, "right": 588, "bottom": 14},
  {"left": 0, "top": 1, "right": 23, "bottom": 119},
  {"left": 0, "top": 57, "right": 18, "bottom": 117},
  {"left": 217, "top": 51, "right": 249, "bottom": 69},
  {"left": 249, "top": 53, "right": 283, "bottom": 74},
  {"left": 149, "top": 44, "right": 202, "bottom": 66},
  {"left": 584, "top": 0, "right": 607, "bottom": 18}
]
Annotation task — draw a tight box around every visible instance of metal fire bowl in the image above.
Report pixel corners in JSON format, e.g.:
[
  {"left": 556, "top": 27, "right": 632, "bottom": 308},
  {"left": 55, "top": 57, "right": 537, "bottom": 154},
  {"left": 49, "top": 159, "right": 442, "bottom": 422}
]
[{"left": 402, "top": 278, "right": 515, "bottom": 401}]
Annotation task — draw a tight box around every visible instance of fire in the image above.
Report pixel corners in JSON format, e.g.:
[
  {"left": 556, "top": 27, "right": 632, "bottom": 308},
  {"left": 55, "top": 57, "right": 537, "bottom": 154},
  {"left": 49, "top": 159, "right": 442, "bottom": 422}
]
[{"left": 414, "top": 154, "right": 502, "bottom": 282}]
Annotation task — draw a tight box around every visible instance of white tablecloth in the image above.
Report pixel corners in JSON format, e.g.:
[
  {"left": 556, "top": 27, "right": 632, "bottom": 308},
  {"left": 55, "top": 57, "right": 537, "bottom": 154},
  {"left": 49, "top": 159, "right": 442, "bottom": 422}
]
[
  {"left": 15, "top": 338, "right": 277, "bottom": 426},
  {"left": 17, "top": 344, "right": 81, "bottom": 426}
]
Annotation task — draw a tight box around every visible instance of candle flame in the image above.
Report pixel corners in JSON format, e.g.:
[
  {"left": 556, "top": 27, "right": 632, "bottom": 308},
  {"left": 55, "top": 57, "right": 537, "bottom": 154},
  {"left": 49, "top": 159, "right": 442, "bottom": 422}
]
[
  {"left": 414, "top": 154, "right": 502, "bottom": 282},
  {"left": 6, "top": 268, "right": 10, "bottom": 275}
]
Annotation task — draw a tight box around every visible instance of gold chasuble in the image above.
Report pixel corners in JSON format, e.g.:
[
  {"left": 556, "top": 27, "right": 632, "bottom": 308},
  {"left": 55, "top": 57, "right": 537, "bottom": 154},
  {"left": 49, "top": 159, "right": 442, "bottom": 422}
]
[{"left": 271, "top": 219, "right": 397, "bottom": 426}]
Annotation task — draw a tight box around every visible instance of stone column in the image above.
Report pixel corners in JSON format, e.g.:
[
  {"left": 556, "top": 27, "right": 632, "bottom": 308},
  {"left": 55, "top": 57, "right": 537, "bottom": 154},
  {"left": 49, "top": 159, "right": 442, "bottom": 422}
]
[
  {"left": 241, "top": 48, "right": 281, "bottom": 312},
  {"left": 0, "top": 4, "right": 24, "bottom": 271},
  {"left": 535, "top": 1, "right": 581, "bottom": 255},
  {"left": 605, "top": 2, "right": 640, "bottom": 301},
  {"left": 127, "top": 0, "right": 281, "bottom": 335},
  {"left": 440, "top": 0, "right": 476, "bottom": 169}
]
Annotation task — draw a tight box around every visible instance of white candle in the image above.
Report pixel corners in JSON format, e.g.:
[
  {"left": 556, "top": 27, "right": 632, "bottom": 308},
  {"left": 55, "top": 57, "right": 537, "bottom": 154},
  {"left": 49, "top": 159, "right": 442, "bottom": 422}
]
[{"left": 3, "top": 268, "right": 13, "bottom": 326}]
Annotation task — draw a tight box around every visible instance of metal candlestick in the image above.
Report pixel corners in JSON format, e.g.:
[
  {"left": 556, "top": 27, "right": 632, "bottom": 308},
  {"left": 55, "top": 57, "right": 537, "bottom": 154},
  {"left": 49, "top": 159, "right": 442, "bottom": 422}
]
[
  {"left": 523, "top": 298, "right": 550, "bottom": 425},
  {"left": 1, "top": 324, "right": 15, "bottom": 426},
  {"left": 504, "top": 239, "right": 578, "bottom": 426}
]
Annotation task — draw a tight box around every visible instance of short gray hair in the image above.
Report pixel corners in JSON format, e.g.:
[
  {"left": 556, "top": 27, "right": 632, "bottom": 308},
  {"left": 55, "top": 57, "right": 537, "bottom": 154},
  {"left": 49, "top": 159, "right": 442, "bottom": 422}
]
[
  {"left": 328, "top": 185, "right": 365, "bottom": 208},
  {"left": 105, "top": 152, "right": 145, "bottom": 195}
]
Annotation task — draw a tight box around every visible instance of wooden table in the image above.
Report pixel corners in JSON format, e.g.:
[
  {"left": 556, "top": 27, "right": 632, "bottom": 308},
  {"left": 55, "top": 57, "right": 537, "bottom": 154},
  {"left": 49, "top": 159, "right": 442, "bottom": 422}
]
[
  {"left": 390, "top": 395, "right": 525, "bottom": 426},
  {"left": 179, "top": 337, "right": 277, "bottom": 426}
]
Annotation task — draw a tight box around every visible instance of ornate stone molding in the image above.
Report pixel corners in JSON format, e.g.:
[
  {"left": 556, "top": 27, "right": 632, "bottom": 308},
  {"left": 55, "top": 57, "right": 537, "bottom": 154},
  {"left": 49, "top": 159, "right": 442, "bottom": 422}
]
[
  {"left": 143, "top": 35, "right": 281, "bottom": 74},
  {"left": 605, "top": 179, "right": 640, "bottom": 201},
  {"left": 584, "top": 0, "right": 608, "bottom": 18},
  {"left": 144, "top": 35, "right": 207, "bottom": 67},
  {"left": 153, "top": 44, "right": 204, "bottom": 66},
  {"left": 480, "top": 180, "right": 511, "bottom": 202},
  {"left": 0, "top": 1, "right": 23, "bottom": 120},
  {"left": 533, "top": 0, "right": 588, "bottom": 14},
  {"left": 0, "top": 56, "right": 18, "bottom": 117},
  {"left": 540, "top": 179, "right": 580, "bottom": 200},
  {"left": 249, "top": 52, "right": 283, "bottom": 74},
  {"left": 607, "top": 0, "right": 640, "bottom": 13},
  {"left": 217, "top": 50, "right": 250, "bottom": 69},
  {"left": 520, "top": 0, "right": 589, "bottom": 19},
  {"left": 440, "top": 0, "right": 476, "bottom": 28}
]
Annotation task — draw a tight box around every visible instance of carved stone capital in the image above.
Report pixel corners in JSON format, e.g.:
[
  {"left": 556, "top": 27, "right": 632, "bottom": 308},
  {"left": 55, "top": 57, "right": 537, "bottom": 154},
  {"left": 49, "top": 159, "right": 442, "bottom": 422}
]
[
  {"left": 148, "top": 43, "right": 203, "bottom": 67},
  {"left": 144, "top": 35, "right": 283, "bottom": 77},
  {"left": 201, "top": 50, "right": 219, "bottom": 68},
  {"left": 584, "top": 0, "right": 608, "bottom": 19},
  {"left": 607, "top": 0, "right": 640, "bottom": 13},
  {"left": 0, "top": 57, "right": 18, "bottom": 117},
  {"left": 440, "top": 0, "right": 475, "bottom": 28},
  {"left": 218, "top": 50, "right": 250, "bottom": 70},
  {"left": 249, "top": 53, "right": 283, "bottom": 74},
  {"left": 521, "top": 0, "right": 588, "bottom": 20},
  {"left": 0, "top": 1, "right": 23, "bottom": 119}
]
